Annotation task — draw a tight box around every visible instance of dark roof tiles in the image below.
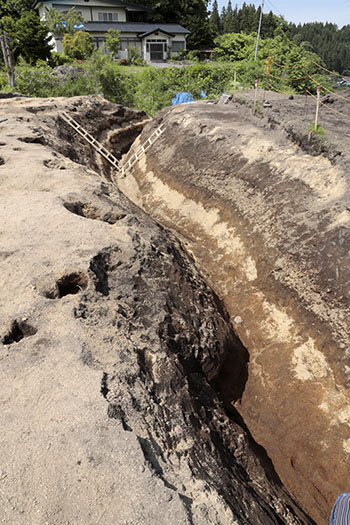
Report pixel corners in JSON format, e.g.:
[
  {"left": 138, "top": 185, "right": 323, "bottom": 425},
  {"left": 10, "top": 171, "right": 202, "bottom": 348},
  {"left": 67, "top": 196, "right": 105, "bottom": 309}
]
[
  {"left": 33, "top": 0, "right": 154, "bottom": 11},
  {"left": 83, "top": 22, "right": 190, "bottom": 34}
]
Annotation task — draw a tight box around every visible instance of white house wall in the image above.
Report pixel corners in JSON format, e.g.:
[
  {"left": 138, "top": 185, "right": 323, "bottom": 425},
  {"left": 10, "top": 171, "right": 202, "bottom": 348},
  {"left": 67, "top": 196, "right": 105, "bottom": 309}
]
[
  {"left": 36, "top": 1, "right": 189, "bottom": 61},
  {"left": 170, "top": 36, "right": 187, "bottom": 55},
  {"left": 38, "top": 1, "right": 127, "bottom": 22}
]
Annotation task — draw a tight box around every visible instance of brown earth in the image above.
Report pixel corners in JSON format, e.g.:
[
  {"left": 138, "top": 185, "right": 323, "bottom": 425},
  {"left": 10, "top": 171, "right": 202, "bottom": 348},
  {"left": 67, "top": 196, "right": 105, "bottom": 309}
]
[
  {"left": 118, "top": 91, "right": 350, "bottom": 525},
  {"left": 0, "top": 95, "right": 315, "bottom": 524}
]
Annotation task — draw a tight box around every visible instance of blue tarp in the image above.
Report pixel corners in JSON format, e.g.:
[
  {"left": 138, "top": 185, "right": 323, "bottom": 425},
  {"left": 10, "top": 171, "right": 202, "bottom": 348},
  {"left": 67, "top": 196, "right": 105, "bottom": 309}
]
[{"left": 172, "top": 92, "right": 195, "bottom": 105}]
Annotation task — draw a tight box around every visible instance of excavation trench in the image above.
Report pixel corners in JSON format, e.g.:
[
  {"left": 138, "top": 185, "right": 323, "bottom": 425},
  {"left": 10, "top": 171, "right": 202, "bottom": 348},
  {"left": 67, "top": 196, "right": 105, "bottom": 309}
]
[
  {"left": 38, "top": 101, "right": 317, "bottom": 524},
  {"left": 114, "top": 102, "right": 350, "bottom": 525}
]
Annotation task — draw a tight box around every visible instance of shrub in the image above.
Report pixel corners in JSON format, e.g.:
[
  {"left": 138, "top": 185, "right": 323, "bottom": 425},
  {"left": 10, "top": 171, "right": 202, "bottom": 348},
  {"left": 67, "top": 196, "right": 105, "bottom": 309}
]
[
  {"left": 307, "top": 122, "right": 325, "bottom": 135},
  {"left": 0, "top": 70, "right": 9, "bottom": 91},
  {"left": 172, "top": 50, "right": 188, "bottom": 61},
  {"left": 50, "top": 51, "right": 72, "bottom": 67},
  {"left": 56, "top": 74, "right": 95, "bottom": 97},
  {"left": 105, "top": 29, "right": 121, "bottom": 58},
  {"left": 63, "top": 31, "right": 94, "bottom": 60},
  {"left": 127, "top": 46, "right": 140, "bottom": 64},
  {"left": 134, "top": 57, "right": 146, "bottom": 66},
  {"left": 99, "top": 64, "right": 136, "bottom": 106},
  {"left": 187, "top": 50, "right": 200, "bottom": 62},
  {"left": 15, "top": 60, "right": 59, "bottom": 97}
]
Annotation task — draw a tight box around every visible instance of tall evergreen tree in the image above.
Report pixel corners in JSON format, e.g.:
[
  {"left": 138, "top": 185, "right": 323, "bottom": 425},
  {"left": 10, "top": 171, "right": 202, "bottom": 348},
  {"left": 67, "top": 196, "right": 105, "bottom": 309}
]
[
  {"left": 1, "top": 11, "right": 52, "bottom": 64},
  {"left": 223, "top": 0, "right": 234, "bottom": 33},
  {"left": 0, "top": 0, "right": 33, "bottom": 20},
  {"left": 210, "top": 0, "right": 221, "bottom": 35},
  {"left": 288, "top": 21, "right": 349, "bottom": 73},
  {"left": 141, "top": 0, "right": 213, "bottom": 48}
]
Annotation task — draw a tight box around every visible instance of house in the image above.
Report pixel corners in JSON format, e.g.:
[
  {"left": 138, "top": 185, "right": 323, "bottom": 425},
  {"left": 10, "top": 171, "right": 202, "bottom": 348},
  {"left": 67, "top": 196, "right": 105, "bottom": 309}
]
[{"left": 33, "top": 0, "right": 190, "bottom": 61}]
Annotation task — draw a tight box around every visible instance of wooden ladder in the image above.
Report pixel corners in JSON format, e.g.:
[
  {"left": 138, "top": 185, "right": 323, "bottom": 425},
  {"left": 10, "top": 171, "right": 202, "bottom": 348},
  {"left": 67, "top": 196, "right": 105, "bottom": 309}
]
[
  {"left": 120, "top": 124, "right": 165, "bottom": 176},
  {"left": 61, "top": 112, "right": 165, "bottom": 177},
  {"left": 61, "top": 111, "right": 120, "bottom": 170}
]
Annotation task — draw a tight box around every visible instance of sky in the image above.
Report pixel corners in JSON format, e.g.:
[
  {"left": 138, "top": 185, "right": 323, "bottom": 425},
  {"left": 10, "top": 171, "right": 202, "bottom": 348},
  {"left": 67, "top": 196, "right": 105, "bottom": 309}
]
[{"left": 214, "top": 0, "right": 350, "bottom": 28}]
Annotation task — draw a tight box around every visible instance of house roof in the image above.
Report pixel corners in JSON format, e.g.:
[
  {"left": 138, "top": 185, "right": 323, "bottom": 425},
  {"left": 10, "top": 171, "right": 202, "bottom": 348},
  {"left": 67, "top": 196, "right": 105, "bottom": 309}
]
[
  {"left": 32, "top": 1, "right": 155, "bottom": 12},
  {"left": 137, "top": 28, "right": 175, "bottom": 38},
  {"left": 83, "top": 22, "right": 190, "bottom": 35}
]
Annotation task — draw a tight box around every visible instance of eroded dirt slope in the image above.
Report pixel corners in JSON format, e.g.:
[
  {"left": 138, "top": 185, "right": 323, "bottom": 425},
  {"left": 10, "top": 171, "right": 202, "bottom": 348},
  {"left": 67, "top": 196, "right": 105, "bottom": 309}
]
[
  {"left": 120, "top": 97, "right": 350, "bottom": 524},
  {"left": 0, "top": 96, "right": 312, "bottom": 523}
]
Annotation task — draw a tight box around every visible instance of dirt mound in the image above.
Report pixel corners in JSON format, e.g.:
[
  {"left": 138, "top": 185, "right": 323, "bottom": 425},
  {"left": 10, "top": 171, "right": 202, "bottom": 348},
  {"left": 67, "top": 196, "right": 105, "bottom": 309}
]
[{"left": 121, "top": 97, "right": 350, "bottom": 524}]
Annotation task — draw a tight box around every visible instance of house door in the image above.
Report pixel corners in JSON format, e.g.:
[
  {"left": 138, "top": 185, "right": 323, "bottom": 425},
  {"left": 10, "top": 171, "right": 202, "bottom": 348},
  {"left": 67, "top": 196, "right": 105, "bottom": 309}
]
[{"left": 150, "top": 43, "right": 164, "bottom": 61}]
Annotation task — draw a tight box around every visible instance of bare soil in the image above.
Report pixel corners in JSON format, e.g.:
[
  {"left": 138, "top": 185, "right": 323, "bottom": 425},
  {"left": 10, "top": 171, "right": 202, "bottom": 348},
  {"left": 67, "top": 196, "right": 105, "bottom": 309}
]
[
  {"left": 0, "top": 95, "right": 314, "bottom": 524},
  {"left": 120, "top": 91, "right": 350, "bottom": 524}
]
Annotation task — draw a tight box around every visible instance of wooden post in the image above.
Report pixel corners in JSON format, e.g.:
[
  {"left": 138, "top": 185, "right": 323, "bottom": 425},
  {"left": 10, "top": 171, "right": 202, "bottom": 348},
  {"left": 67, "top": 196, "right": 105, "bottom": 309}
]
[
  {"left": 234, "top": 69, "right": 237, "bottom": 90},
  {"left": 253, "top": 78, "right": 258, "bottom": 113},
  {"left": 314, "top": 84, "right": 321, "bottom": 130},
  {"left": 0, "top": 33, "right": 15, "bottom": 88}
]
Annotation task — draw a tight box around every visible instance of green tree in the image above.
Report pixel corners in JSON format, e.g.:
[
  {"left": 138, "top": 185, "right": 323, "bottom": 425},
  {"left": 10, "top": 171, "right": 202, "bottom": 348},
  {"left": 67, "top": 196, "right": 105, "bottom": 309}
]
[
  {"left": 288, "top": 21, "right": 350, "bottom": 73},
  {"left": 213, "top": 31, "right": 328, "bottom": 93},
  {"left": 210, "top": 0, "right": 221, "bottom": 35},
  {"left": 105, "top": 29, "right": 121, "bottom": 57},
  {"left": 140, "top": 0, "right": 213, "bottom": 49},
  {"left": 63, "top": 31, "right": 93, "bottom": 60},
  {"left": 223, "top": 0, "right": 234, "bottom": 34},
  {"left": 0, "top": 0, "right": 32, "bottom": 19},
  {"left": 45, "top": 7, "right": 85, "bottom": 39},
  {"left": 1, "top": 11, "right": 52, "bottom": 64}
]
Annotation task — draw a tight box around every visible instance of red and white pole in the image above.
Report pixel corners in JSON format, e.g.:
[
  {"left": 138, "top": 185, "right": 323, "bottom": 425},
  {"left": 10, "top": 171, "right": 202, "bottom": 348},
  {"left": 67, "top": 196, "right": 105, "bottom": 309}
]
[
  {"left": 315, "top": 84, "right": 321, "bottom": 130},
  {"left": 253, "top": 78, "right": 258, "bottom": 113}
]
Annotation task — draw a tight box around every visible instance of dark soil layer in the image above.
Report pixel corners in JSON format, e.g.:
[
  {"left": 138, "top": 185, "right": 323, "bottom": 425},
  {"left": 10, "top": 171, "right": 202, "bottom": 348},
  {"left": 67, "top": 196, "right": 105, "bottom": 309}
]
[
  {"left": 120, "top": 94, "right": 350, "bottom": 524},
  {"left": 0, "top": 95, "right": 313, "bottom": 524}
]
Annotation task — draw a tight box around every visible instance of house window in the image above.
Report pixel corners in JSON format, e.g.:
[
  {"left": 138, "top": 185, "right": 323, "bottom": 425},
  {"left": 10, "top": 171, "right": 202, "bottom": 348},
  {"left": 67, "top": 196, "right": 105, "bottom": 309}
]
[
  {"left": 93, "top": 37, "right": 107, "bottom": 51},
  {"left": 98, "top": 12, "right": 118, "bottom": 22},
  {"left": 172, "top": 41, "right": 185, "bottom": 52},
  {"left": 62, "top": 10, "right": 82, "bottom": 16},
  {"left": 120, "top": 38, "right": 140, "bottom": 50},
  {"left": 127, "top": 11, "right": 147, "bottom": 22}
]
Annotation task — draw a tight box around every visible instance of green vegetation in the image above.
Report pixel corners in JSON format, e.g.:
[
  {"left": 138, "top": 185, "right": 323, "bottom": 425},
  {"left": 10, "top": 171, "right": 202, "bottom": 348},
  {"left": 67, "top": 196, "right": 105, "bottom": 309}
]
[
  {"left": 1, "top": 11, "right": 52, "bottom": 64},
  {"left": 0, "top": 51, "right": 236, "bottom": 114},
  {"left": 63, "top": 31, "right": 94, "bottom": 60},
  {"left": 308, "top": 122, "right": 326, "bottom": 135},
  {"left": 289, "top": 23, "right": 350, "bottom": 75},
  {"left": 210, "top": 1, "right": 287, "bottom": 39},
  {"left": 214, "top": 32, "right": 329, "bottom": 94},
  {"left": 105, "top": 29, "right": 121, "bottom": 58},
  {"left": 0, "top": 0, "right": 33, "bottom": 19},
  {"left": 45, "top": 7, "right": 85, "bottom": 39},
  {"left": 139, "top": 0, "right": 214, "bottom": 49},
  {"left": 0, "top": 1, "right": 340, "bottom": 116},
  {"left": 209, "top": 2, "right": 350, "bottom": 75}
]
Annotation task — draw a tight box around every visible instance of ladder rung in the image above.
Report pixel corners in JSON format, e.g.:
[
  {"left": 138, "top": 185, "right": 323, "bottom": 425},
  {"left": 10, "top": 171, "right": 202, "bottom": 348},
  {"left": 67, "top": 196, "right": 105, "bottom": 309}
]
[{"left": 62, "top": 112, "right": 120, "bottom": 171}]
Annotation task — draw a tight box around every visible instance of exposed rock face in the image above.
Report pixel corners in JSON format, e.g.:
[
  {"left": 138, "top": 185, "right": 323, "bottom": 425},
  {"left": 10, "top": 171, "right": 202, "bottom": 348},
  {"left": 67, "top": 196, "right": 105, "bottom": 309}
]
[
  {"left": 0, "top": 96, "right": 313, "bottom": 523},
  {"left": 120, "top": 99, "right": 350, "bottom": 524}
]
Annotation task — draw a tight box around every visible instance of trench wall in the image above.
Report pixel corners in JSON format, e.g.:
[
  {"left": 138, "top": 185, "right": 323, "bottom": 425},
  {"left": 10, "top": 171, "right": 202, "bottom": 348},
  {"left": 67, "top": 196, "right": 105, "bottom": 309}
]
[{"left": 117, "top": 102, "right": 350, "bottom": 525}]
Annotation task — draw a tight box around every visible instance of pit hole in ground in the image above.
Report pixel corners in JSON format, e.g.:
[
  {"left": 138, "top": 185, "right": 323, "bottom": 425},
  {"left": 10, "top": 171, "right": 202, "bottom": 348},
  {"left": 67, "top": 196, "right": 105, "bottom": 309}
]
[
  {"left": 18, "top": 135, "right": 45, "bottom": 145},
  {"left": 43, "top": 159, "right": 66, "bottom": 169},
  {"left": 0, "top": 157, "right": 5, "bottom": 166},
  {"left": 64, "top": 201, "right": 126, "bottom": 224},
  {"left": 43, "top": 272, "right": 88, "bottom": 299},
  {"left": 2, "top": 320, "right": 37, "bottom": 345},
  {"left": 0, "top": 142, "right": 6, "bottom": 146}
]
